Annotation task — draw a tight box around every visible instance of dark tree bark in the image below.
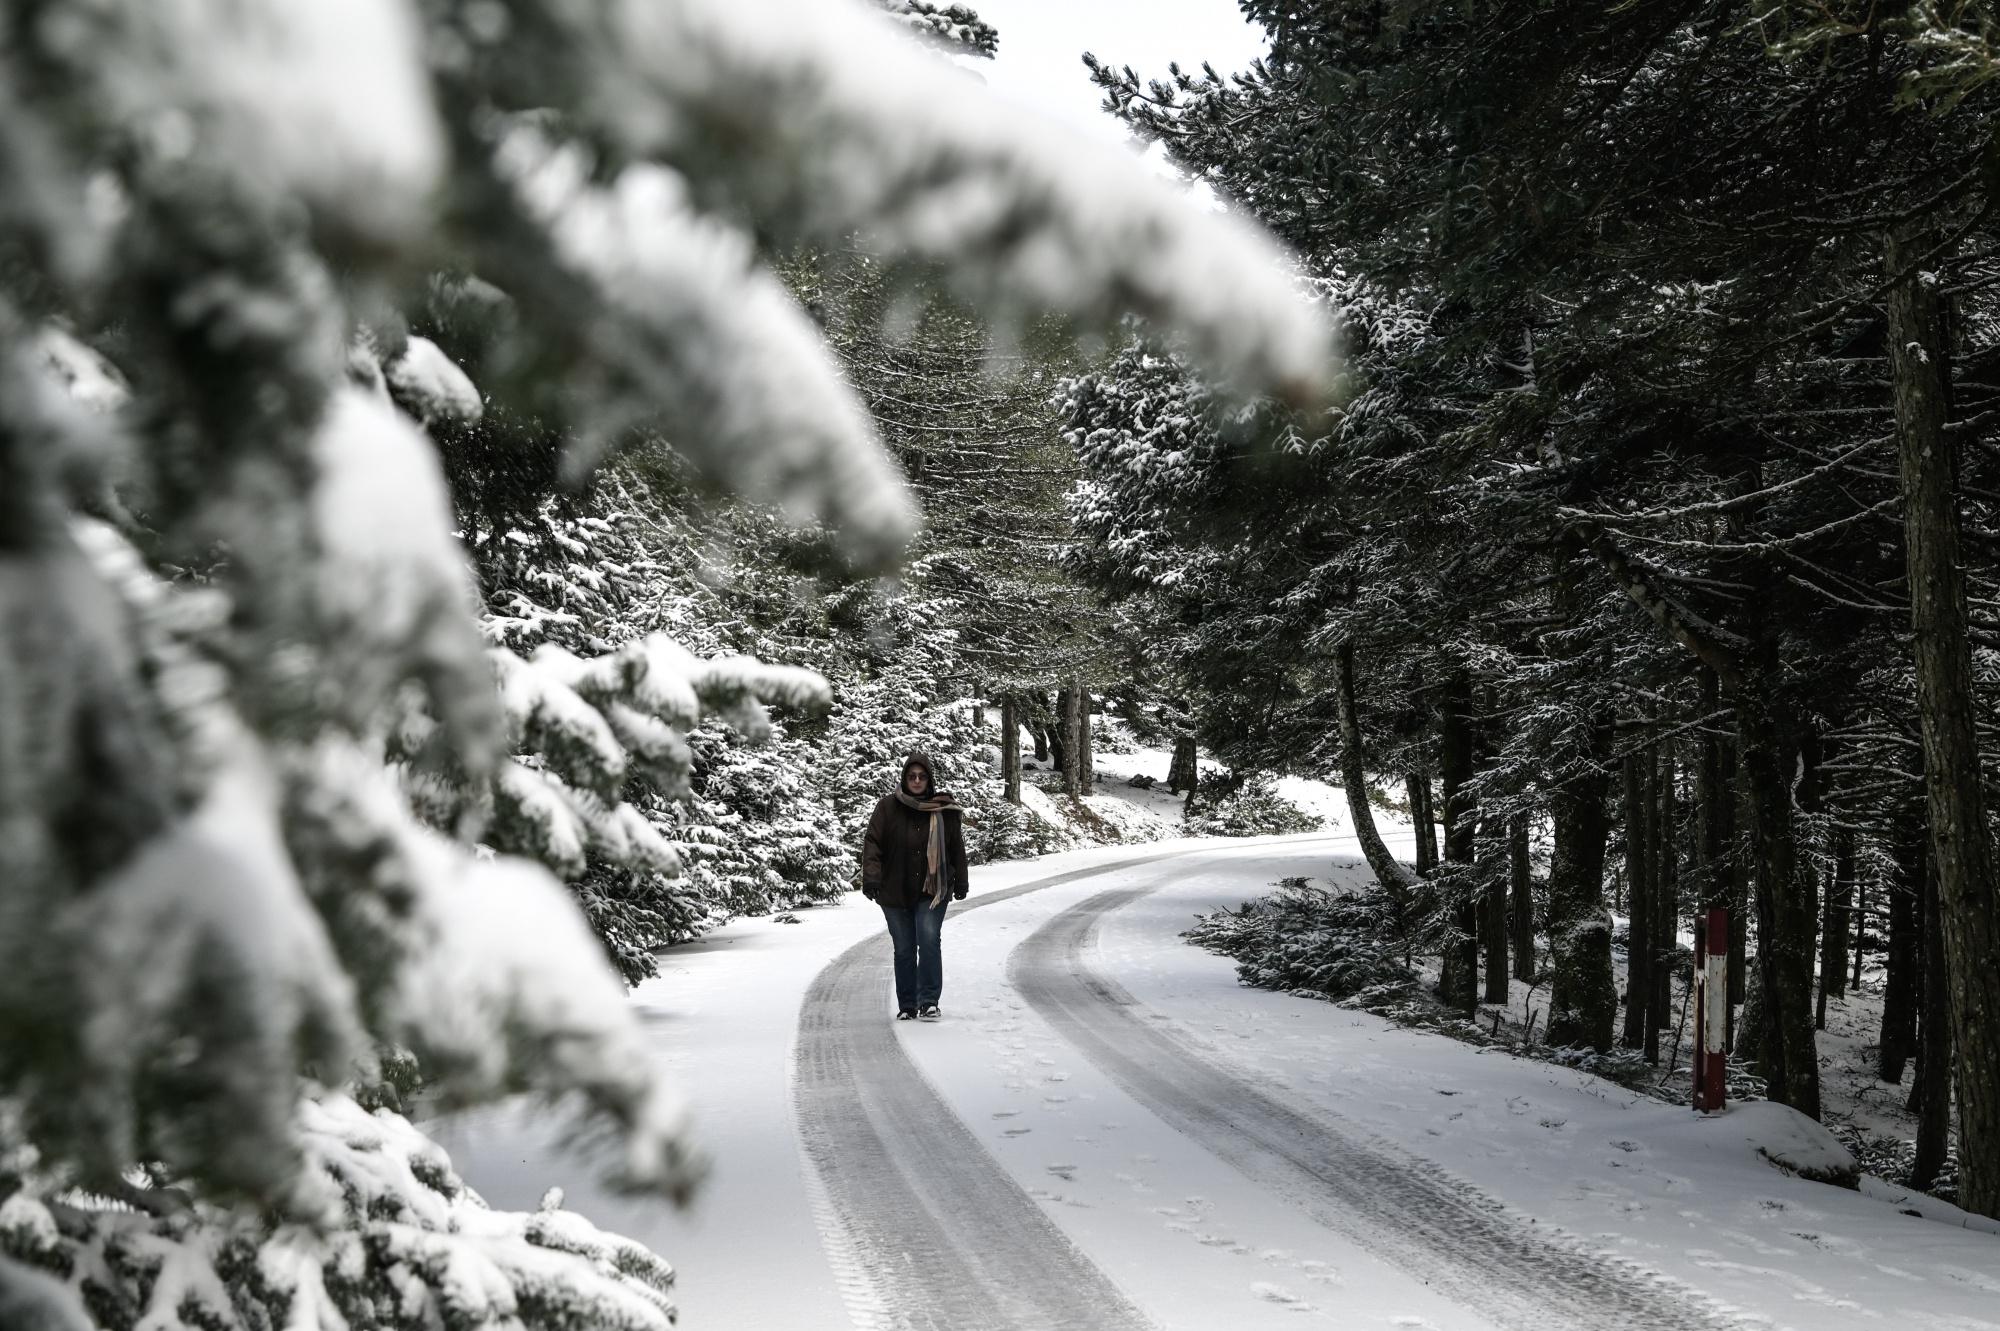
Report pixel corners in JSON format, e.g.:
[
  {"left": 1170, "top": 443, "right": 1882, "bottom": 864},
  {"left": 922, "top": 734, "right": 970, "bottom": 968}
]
[
  {"left": 1739, "top": 684, "right": 1821, "bottom": 1119},
  {"left": 1650, "top": 741, "right": 1677, "bottom": 1066},
  {"left": 1168, "top": 736, "right": 1198, "bottom": 796},
  {"left": 1697, "top": 668, "right": 1731, "bottom": 913},
  {"left": 1439, "top": 672, "right": 1478, "bottom": 1017},
  {"left": 1485, "top": 813, "right": 1511, "bottom": 1004},
  {"left": 1546, "top": 717, "right": 1616, "bottom": 1052},
  {"left": 1001, "top": 696, "right": 1022, "bottom": 804},
  {"left": 1544, "top": 545, "right": 1617, "bottom": 1052},
  {"left": 1880, "top": 814, "right": 1924, "bottom": 1084},
  {"left": 1062, "top": 679, "right": 1083, "bottom": 798},
  {"left": 1727, "top": 732, "right": 1747, "bottom": 1013},
  {"left": 1510, "top": 813, "right": 1535, "bottom": 982},
  {"left": 1909, "top": 848, "right": 1954, "bottom": 1192},
  {"left": 1408, "top": 773, "right": 1437, "bottom": 877},
  {"left": 1853, "top": 874, "right": 1867, "bottom": 991},
  {"left": 1737, "top": 964, "right": 1768, "bottom": 1072},
  {"left": 1621, "top": 747, "right": 1653, "bottom": 1051},
  {"left": 1818, "top": 827, "right": 1856, "bottom": 1028},
  {"left": 1888, "top": 226, "right": 2000, "bottom": 1218},
  {"left": 1079, "top": 684, "right": 1093, "bottom": 795},
  {"left": 1335, "top": 640, "right": 1418, "bottom": 900}
]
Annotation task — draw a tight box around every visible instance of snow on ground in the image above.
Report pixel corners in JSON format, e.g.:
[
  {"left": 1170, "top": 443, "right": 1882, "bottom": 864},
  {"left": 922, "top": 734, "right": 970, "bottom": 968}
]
[
  {"left": 423, "top": 840, "right": 1226, "bottom": 1330},
  {"left": 898, "top": 843, "right": 1497, "bottom": 1330},
  {"left": 1051, "top": 715, "right": 1395, "bottom": 846},
  {"left": 428, "top": 831, "right": 1999, "bottom": 1331},
  {"left": 1090, "top": 852, "right": 2000, "bottom": 1330}
]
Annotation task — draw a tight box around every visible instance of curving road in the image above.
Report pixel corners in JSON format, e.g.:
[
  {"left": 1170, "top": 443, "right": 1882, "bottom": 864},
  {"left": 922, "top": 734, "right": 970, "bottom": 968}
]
[
  {"left": 792, "top": 855, "right": 1186, "bottom": 1331},
  {"left": 799, "top": 845, "right": 1726, "bottom": 1331},
  {"left": 1008, "top": 879, "right": 1726, "bottom": 1331}
]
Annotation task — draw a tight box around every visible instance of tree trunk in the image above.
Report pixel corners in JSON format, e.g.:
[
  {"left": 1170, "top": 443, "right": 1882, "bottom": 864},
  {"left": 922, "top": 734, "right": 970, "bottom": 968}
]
[
  {"left": 1168, "top": 736, "right": 1198, "bottom": 796},
  {"left": 1910, "top": 847, "right": 1954, "bottom": 1192},
  {"left": 1853, "top": 874, "right": 1867, "bottom": 991},
  {"left": 1543, "top": 545, "right": 1617, "bottom": 1052},
  {"left": 1696, "top": 667, "right": 1730, "bottom": 912},
  {"left": 1078, "top": 683, "right": 1093, "bottom": 796},
  {"left": 1062, "top": 680, "right": 1083, "bottom": 799},
  {"left": 1033, "top": 715, "right": 1049, "bottom": 763},
  {"left": 1736, "top": 961, "right": 1768, "bottom": 1072},
  {"left": 1335, "top": 640, "right": 1418, "bottom": 900},
  {"left": 1546, "top": 717, "right": 1616, "bottom": 1052},
  {"left": 1727, "top": 730, "right": 1747, "bottom": 1014},
  {"left": 1001, "top": 696, "right": 1022, "bottom": 804},
  {"left": 1650, "top": 741, "right": 1677, "bottom": 1066},
  {"left": 1818, "top": 827, "right": 1855, "bottom": 1027},
  {"left": 1510, "top": 813, "right": 1535, "bottom": 982},
  {"left": 1622, "top": 747, "right": 1653, "bottom": 1051},
  {"left": 1408, "top": 773, "right": 1436, "bottom": 877},
  {"left": 1880, "top": 813, "right": 1924, "bottom": 1084},
  {"left": 1485, "top": 814, "right": 1511, "bottom": 1004},
  {"left": 1888, "top": 225, "right": 2000, "bottom": 1218},
  {"left": 1739, "top": 684, "right": 1821, "bottom": 1119},
  {"left": 1439, "top": 672, "right": 1478, "bottom": 1017}
]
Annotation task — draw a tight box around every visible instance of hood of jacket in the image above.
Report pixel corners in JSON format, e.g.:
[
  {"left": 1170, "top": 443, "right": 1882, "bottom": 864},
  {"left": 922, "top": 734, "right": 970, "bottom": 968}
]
[{"left": 899, "top": 751, "right": 940, "bottom": 799}]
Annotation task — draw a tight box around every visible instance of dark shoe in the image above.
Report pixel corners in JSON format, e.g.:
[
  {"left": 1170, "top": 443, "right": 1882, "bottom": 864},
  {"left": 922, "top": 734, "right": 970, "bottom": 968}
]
[
  {"left": 896, "top": 1009, "right": 917, "bottom": 1021},
  {"left": 917, "top": 1004, "right": 940, "bottom": 1021}
]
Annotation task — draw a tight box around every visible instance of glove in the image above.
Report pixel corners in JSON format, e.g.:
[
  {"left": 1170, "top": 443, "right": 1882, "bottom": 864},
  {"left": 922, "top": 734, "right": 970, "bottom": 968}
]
[
  {"left": 862, "top": 883, "right": 879, "bottom": 901},
  {"left": 953, "top": 887, "right": 966, "bottom": 900}
]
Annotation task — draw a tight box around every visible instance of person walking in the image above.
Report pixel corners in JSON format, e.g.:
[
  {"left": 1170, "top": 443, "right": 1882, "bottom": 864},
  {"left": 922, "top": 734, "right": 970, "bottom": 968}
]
[{"left": 861, "top": 752, "right": 968, "bottom": 1021}]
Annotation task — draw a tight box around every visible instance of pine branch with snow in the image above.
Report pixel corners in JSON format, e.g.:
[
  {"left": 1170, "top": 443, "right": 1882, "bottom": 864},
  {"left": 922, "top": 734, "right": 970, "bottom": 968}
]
[{"left": 0, "top": 0, "right": 1331, "bottom": 1322}]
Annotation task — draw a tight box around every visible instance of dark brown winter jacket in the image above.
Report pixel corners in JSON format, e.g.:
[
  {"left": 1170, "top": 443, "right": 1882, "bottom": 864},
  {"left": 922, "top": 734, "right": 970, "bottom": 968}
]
[{"left": 861, "top": 790, "right": 969, "bottom": 909}]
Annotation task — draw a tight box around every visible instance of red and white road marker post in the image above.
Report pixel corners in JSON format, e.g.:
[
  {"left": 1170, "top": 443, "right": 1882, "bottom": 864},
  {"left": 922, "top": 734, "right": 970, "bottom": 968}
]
[{"left": 1692, "top": 907, "right": 1729, "bottom": 1112}]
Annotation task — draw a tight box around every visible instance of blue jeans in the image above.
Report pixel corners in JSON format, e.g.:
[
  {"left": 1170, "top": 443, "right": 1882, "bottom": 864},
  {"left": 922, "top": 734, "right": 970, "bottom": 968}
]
[{"left": 881, "top": 900, "right": 948, "bottom": 1011}]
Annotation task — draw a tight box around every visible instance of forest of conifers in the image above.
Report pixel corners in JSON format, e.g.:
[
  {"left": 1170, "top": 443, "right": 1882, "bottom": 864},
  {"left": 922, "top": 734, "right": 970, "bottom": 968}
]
[
  {"left": 465, "top": 0, "right": 2000, "bottom": 1223},
  {"left": 8, "top": 0, "right": 2000, "bottom": 1324},
  {"left": 1059, "top": 0, "right": 2000, "bottom": 1220}
]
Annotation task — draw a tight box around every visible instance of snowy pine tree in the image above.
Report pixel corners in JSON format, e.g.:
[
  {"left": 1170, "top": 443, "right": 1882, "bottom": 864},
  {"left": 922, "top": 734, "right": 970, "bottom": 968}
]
[{"left": 0, "top": 0, "right": 1331, "bottom": 1321}]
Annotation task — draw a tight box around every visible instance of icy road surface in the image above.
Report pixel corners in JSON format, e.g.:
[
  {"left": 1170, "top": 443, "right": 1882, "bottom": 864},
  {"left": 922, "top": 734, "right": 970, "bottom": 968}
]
[{"left": 430, "top": 836, "right": 2000, "bottom": 1331}]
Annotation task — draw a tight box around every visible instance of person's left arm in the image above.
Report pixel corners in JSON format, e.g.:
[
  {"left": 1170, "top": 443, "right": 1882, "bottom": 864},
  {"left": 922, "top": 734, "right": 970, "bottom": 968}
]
[{"left": 945, "top": 807, "right": 970, "bottom": 899}]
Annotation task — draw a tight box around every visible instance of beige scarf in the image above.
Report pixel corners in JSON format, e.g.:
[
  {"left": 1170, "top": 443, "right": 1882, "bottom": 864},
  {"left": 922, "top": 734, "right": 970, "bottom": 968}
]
[{"left": 894, "top": 790, "right": 955, "bottom": 908}]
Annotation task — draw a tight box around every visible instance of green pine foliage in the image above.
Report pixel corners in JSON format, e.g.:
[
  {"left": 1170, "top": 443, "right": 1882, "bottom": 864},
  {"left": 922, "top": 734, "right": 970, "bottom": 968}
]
[
  {"left": 1071, "top": 0, "right": 2000, "bottom": 1209},
  {"left": 1184, "top": 877, "right": 1413, "bottom": 1002}
]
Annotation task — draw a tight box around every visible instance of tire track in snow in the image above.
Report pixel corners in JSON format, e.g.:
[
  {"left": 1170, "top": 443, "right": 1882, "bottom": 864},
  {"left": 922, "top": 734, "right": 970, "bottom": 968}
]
[
  {"left": 1009, "top": 883, "right": 1728, "bottom": 1331},
  {"left": 794, "top": 853, "right": 1195, "bottom": 1331}
]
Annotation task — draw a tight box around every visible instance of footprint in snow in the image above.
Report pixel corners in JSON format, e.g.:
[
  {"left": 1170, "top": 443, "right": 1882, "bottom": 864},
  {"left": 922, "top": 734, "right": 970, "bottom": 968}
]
[
  {"left": 1251, "top": 1282, "right": 1311, "bottom": 1308},
  {"left": 1002, "top": 1128, "right": 1032, "bottom": 1137}
]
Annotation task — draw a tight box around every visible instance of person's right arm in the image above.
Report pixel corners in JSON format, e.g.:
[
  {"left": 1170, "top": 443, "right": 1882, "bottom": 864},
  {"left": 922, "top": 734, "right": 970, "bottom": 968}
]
[{"left": 861, "top": 798, "right": 886, "bottom": 899}]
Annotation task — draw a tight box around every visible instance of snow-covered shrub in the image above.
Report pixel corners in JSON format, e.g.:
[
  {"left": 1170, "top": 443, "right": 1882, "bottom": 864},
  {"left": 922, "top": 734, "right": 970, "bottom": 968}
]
[
  {"left": 1182, "top": 774, "right": 1324, "bottom": 837},
  {"left": 1836, "top": 1129, "right": 1960, "bottom": 1204},
  {"left": 1185, "top": 877, "right": 1415, "bottom": 1000},
  {"left": 0, "top": 1092, "right": 676, "bottom": 1331}
]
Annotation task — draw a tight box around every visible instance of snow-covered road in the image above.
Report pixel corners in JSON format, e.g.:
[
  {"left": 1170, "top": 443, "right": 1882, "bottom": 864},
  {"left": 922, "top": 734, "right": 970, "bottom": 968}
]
[{"left": 429, "top": 836, "right": 2000, "bottom": 1331}]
